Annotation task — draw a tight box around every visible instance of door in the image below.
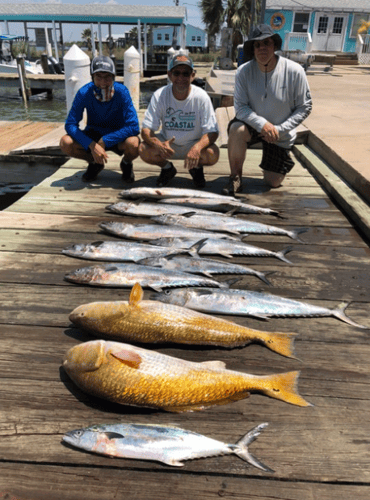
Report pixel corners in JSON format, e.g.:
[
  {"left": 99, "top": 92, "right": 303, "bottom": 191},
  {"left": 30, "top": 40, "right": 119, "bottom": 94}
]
[{"left": 312, "top": 13, "right": 348, "bottom": 51}]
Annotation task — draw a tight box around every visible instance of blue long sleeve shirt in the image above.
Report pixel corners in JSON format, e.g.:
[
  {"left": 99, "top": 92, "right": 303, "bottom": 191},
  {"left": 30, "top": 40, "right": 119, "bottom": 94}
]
[{"left": 65, "top": 81, "right": 140, "bottom": 150}]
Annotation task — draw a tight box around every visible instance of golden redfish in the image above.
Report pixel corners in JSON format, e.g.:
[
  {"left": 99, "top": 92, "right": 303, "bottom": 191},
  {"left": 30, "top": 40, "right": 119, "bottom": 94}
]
[
  {"left": 69, "top": 283, "right": 297, "bottom": 358},
  {"left": 62, "top": 339, "right": 311, "bottom": 412}
]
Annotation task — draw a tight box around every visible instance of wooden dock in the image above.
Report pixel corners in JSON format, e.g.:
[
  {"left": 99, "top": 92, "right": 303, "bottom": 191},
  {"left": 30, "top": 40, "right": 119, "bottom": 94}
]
[{"left": 1, "top": 147, "right": 370, "bottom": 499}]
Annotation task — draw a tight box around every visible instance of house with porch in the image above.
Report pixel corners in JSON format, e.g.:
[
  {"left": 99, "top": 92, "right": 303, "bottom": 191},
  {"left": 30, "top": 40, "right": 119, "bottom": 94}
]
[{"left": 265, "top": 0, "right": 370, "bottom": 62}]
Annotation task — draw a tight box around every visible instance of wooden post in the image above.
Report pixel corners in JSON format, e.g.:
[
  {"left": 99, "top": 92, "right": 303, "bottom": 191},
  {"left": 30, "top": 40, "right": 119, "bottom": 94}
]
[
  {"left": 16, "top": 56, "right": 31, "bottom": 102},
  {"left": 41, "top": 54, "right": 49, "bottom": 74}
]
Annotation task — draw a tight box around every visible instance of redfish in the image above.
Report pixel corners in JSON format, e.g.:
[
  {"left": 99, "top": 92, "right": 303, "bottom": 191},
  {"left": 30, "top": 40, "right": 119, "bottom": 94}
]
[
  {"left": 69, "top": 283, "right": 297, "bottom": 358},
  {"left": 62, "top": 340, "right": 311, "bottom": 412}
]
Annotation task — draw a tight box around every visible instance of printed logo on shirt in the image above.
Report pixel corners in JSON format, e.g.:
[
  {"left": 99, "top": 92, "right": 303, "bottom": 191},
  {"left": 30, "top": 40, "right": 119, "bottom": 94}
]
[{"left": 164, "top": 108, "right": 195, "bottom": 130}]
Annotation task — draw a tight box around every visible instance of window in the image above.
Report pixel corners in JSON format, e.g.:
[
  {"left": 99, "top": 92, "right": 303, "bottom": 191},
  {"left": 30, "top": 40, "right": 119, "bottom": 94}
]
[
  {"left": 293, "top": 12, "right": 310, "bottom": 33},
  {"left": 192, "top": 36, "right": 195, "bottom": 41},
  {"left": 332, "top": 17, "right": 344, "bottom": 35},
  {"left": 157, "top": 34, "right": 162, "bottom": 41},
  {"left": 351, "top": 13, "right": 370, "bottom": 38},
  {"left": 165, "top": 34, "right": 169, "bottom": 41},
  {"left": 197, "top": 36, "right": 201, "bottom": 41},
  {"left": 318, "top": 16, "right": 328, "bottom": 34}
]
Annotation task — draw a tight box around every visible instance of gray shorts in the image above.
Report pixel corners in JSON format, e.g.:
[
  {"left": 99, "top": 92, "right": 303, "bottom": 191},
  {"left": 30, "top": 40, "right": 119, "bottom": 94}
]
[{"left": 155, "top": 133, "right": 199, "bottom": 160}]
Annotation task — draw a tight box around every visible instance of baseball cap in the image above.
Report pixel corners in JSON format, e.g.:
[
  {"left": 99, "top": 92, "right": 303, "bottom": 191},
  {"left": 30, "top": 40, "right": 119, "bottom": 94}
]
[
  {"left": 243, "top": 24, "right": 282, "bottom": 62},
  {"left": 169, "top": 54, "right": 194, "bottom": 71},
  {"left": 91, "top": 55, "right": 116, "bottom": 76}
]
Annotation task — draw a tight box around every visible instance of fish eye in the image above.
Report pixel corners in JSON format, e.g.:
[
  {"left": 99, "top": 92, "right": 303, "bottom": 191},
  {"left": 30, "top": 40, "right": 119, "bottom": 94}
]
[{"left": 164, "top": 290, "right": 171, "bottom": 295}]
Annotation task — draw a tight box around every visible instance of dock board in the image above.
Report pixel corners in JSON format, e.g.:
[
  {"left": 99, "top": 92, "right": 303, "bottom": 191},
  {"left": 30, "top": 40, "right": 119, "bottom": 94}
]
[{"left": 0, "top": 150, "right": 370, "bottom": 499}]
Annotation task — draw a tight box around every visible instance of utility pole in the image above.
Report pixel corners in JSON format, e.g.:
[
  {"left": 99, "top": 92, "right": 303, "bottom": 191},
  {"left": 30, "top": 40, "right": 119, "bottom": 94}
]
[{"left": 260, "top": 0, "right": 266, "bottom": 24}]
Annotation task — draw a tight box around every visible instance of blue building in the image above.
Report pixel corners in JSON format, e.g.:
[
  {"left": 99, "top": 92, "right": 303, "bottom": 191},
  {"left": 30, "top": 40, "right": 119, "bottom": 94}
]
[
  {"left": 153, "top": 24, "right": 207, "bottom": 52},
  {"left": 265, "top": 0, "right": 370, "bottom": 54}
]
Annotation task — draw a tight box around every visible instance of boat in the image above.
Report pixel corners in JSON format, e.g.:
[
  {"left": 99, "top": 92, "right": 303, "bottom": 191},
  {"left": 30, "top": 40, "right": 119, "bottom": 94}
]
[{"left": 0, "top": 34, "right": 43, "bottom": 74}]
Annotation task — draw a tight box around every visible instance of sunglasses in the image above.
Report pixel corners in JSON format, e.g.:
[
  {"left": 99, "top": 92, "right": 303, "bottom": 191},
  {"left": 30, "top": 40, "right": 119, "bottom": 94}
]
[
  {"left": 172, "top": 70, "right": 192, "bottom": 77},
  {"left": 254, "top": 39, "right": 274, "bottom": 49}
]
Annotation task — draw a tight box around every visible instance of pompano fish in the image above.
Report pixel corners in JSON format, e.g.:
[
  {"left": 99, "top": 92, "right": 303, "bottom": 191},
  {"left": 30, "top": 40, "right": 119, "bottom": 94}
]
[
  {"left": 64, "top": 263, "right": 225, "bottom": 292},
  {"left": 62, "top": 240, "right": 195, "bottom": 262},
  {"left": 63, "top": 422, "right": 273, "bottom": 471},
  {"left": 106, "top": 201, "right": 225, "bottom": 218},
  {"left": 152, "top": 214, "right": 307, "bottom": 242},
  {"left": 119, "top": 186, "right": 237, "bottom": 201},
  {"left": 62, "top": 339, "right": 311, "bottom": 411},
  {"left": 69, "top": 283, "right": 297, "bottom": 357},
  {"left": 100, "top": 221, "right": 240, "bottom": 241},
  {"left": 152, "top": 288, "right": 368, "bottom": 329},
  {"left": 138, "top": 252, "right": 273, "bottom": 285},
  {"left": 150, "top": 237, "right": 294, "bottom": 264},
  {"left": 159, "top": 197, "right": 281, "bottom": 217}
]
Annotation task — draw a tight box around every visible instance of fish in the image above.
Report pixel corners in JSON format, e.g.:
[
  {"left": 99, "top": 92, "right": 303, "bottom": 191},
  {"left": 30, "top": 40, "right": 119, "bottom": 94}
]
[
  {"left": 100, "top": 221, "right": 241, "bottom": 242},
  {"left": 137, "top": 252, "right": 273, "bottom": 285},
  {"left": 119, "top": 186, "right": 238, "bottom": 201},
  {"left": 152, "top": 214, "right": 307, "bottom": 242},
  {"left": 150, "top": 237, "right": 294, "bottom": 264},
  {"left": 159, "top": 197, "right": 282, "bottom": 218},
  {"left": 62, "top": 339, "right": 311, "bottom": 411},
  {"left": 61, "top": 240, "right": 195, "bottom": 262},
  {"left": 69, "top": 282, "right": 297, "bottom": 357},
  {"left": 152, "top": 288, "right": 368, "bottom": 329},
  {"left": 64, "top": 263, "right": 225, "bottom": 292},
  {"left": 62, "top": 422, "right": 273, "bottom": 471},
  {"left": 106, "top": 201, "right": 225, "bottom": 218}
]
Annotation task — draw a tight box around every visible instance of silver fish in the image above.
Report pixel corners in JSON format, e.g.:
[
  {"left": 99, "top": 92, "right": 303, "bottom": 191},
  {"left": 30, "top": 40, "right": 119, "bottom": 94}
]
[
  {"left": 61, "top": 240, "right": 195, "bottom": 262},
  {"left": 100, "top": 221, "right": 240, "bottom": 241},
  {"left": 106, "top": 201, "right": 224, "bottom": 218},
  {"left": 119, "top": 187, "right": 238, "bottom": 201},
  {"left": 64, "top": 263, "right": 225, "bottom": 292},
  {"left": 152, "top": 214, "right": 307, "bottom": 242},
  {"left": 159, "top": 197, "right": 282, "bottom": 217},
  {"left": 138, "top": 253, "right": 273, "bottom": 285},
  {"left": 150, "top": 237, "right": 294, "bottom": 263},
  {"left": 63, "top": 422, "right": 273, "bottom": 471},
  {"left": 152, "top": 288, "right": 368, "bottom": 329}
]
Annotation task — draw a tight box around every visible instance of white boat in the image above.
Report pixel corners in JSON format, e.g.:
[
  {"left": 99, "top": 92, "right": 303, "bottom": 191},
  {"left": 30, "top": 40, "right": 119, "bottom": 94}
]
[{"left": 0, "top": 34, "right": 44, "bottom": 74}]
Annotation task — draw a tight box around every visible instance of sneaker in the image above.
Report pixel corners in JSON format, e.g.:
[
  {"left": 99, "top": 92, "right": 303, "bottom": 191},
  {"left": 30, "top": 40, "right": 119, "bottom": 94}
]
[
  {"left": 222, "top": 175, "right": 243, "bottom": 196},
  {"left": 82, "top": 163, "right": 104, "bottom": 182},
  {"left": 189, "top": 166, "right": 205, "bottom": 189},
  {"left": 120, "top": 159, "right": 135, "bottom": 183},
  {"left": 156, "top": 164, "right": 177, "bottom": 187}
]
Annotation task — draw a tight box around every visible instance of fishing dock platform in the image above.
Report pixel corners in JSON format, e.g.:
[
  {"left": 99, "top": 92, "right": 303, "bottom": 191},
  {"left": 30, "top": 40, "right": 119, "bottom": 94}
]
[{"left": 1, "top": 67, "right": 370, "bottom": 499}]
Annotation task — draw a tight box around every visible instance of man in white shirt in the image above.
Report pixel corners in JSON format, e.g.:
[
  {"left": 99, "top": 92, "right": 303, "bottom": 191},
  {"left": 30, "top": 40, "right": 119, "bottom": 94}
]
[
  {"left": 139, "top": 54, "right": 219, "bottom": 188},
  {"left": 223, "top": 24, "right": 312, "bottom": 196}
]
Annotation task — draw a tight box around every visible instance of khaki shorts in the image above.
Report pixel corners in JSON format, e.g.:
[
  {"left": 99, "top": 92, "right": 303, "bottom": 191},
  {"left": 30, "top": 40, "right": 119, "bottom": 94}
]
[{"left": 155, "top": 133, "right": 199, "bottom": 160}]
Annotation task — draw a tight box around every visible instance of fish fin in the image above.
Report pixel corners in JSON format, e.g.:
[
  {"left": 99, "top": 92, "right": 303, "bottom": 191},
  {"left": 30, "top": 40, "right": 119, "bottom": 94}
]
[
  {"left": 219, "top": 252, "right": 233, "bottom": 259},
  {"left": 188, "top": 238, "right": 209, "bottom": 256},
  {"left": 233, "top": 423, "right": 274, "bottom": 473},
  {"left": 201, "top": 271, "right": 214, "bottom": 278},
  {"left": 290, "top": 228, "right": 308, "bottom": 243},
  {"left": 201, "top": 360, "right": 227, "bottom": 369},
  {"left": 103, "top": 432, "right": 125, "bottom": 440},
  {"left": 182, "top": 212, "right": 197, "bottom": 218},
  {"left": 260, "top": 331, "right": 297, "bottom": 359},
  {"left": 129, "top": 283, "right": 144, "bottom": 306},
  {"left": 333, "top": 302, "right": 368, "bottom": 329},
  {"left": 277, "top": 247, "right": 294, "bottom": 264},
  {"left": 150, "top": 285, "right": 164, "bottom": 293},
  {"left": 111, "top": 350, "right": 142, "bottom": 369},
  {"left": 257, "top": 371, "right": 311, "bottom": 407},
  {"left": 224, "top": 277, "right": 243, "bottom": 287},
  {"left": 163, "top": 458, "right": 185, "bottom": 467},
  {"left": 225, "top": 208, "right": 238, "bottom": 217},
  {"left": 257, "top": 271, "right": 275, "bottom": 286}
]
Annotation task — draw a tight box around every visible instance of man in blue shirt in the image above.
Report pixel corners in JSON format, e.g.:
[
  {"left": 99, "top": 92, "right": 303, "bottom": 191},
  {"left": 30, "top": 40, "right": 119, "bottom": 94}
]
[{"left": 60, "top": 55, "right": 140, "bottom": 182}]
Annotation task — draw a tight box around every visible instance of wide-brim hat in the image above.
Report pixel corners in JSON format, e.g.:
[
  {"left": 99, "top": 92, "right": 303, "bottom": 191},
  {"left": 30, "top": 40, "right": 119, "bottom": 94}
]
[{"left": 243, "top": 24, "right": 282, "bottom": 62}]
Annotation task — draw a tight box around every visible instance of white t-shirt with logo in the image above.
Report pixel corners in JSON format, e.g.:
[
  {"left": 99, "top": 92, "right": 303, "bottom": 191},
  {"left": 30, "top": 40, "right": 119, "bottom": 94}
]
[{"left": 142, "top": 84, "right": 218, "bottom": 149}]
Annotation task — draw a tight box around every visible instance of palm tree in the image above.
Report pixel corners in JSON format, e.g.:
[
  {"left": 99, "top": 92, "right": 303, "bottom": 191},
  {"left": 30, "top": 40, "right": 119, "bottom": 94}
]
[{"left": 81, "top": 28, "right": 93, "bottom": 51}]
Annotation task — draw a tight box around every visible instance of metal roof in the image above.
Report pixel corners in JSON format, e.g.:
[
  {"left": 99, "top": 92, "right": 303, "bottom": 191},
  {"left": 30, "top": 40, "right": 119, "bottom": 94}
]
[
  {"left": 267, "top": 0, "right": 370, "bottom": 11},
  {"left": 0, "top": 4, "right": 187, "bottom": 25}
]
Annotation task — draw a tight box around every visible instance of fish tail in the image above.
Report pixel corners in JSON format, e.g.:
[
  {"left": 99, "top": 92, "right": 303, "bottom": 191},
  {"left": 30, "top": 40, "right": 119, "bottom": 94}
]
[
  {"left": 258, "top": 371, "right": 312, "bottom": 407},
  {"left": 333, "top": 302, "right": 368, "bottom": 329},
  {"left": 290, "top": 228, "right": 308, "bottom": 243},
  {"left": 260, "top": 330, "right": 297, "bottom": 358},
  {"left": 276, "top": 246, "right": 294, "bottom": 264},
  {"left": 233, "top": 423, "right": 274, "bottom": 472},
  {"left": 257, "top": 271, "right": 274, "bottom": 286}
]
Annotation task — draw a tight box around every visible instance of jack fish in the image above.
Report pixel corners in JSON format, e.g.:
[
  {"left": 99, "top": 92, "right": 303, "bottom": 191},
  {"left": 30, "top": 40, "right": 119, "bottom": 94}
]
[
  {"left": 153, "top": 288, "right": 368, "bottom": 329},
  {"left": 152, "top": 214, "right": 307, "bottom": 242},
  {"left": 62, "top": 339, "right": 311, "bottom": 411},
  {"left": 69, "top": 283, "right": 297, "bottom": 357},
  {"left": 62, "top": 240, "right": 195, "bottom": 262},
  {"left": 119, "top": 186, "right": 237, "bottom": 201},
  {"left": 63, "top": 422, "right": 273, "bottom": 471},
  {"left": 100, "top": 221, "right": 240, "bottom": 241},
  {"left": 159, "top": 197, "right": 281, "bottom": 217},
  {"left": 64, "top": 263, "right": 224, "bottom": 292},
  {"left": 106, "top": 201, "right": 224, "bottom": 218},
  {"left": 150, "top": 237, "right": 294, "bottom": 263}
]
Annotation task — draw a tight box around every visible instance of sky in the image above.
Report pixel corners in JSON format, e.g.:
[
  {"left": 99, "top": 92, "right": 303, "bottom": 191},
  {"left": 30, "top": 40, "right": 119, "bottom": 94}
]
[{"left": 0, "top": 0, "right": 206, "bottom": 43}]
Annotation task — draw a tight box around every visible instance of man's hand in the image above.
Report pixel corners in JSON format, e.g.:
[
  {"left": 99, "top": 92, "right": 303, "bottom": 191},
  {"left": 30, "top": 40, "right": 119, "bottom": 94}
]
[
  {"left": 89, "top": 140, "right": 109, "bottom": 164},
  {"left": 260, "top": 122, "right": 279, "bottom": 143},
  {"left": 156, "top": 136, "right": 175, "bottom": 160},
  {"left": 184, "top": 143, "right": 202, "bottom": 171}
]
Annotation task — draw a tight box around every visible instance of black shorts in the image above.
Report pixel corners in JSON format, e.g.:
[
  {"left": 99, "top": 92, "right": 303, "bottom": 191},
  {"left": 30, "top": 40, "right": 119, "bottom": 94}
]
[
  {"left": 228, "top": 117, "right": 295, "bottom": 175},
  {"left": 83, "top": 129, "right": 140, "bottom": 156}
]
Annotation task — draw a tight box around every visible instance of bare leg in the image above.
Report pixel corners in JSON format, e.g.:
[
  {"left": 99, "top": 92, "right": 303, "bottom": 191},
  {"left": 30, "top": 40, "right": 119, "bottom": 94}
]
[
  {"left": 227, "top": 122, "right": 251, "bottom": 177},
  {"left": 263, "top": 170, "right": 285, "bottom": 188},
  {"left": 116, "top": 136, "right": 140, "bottom": 163},
  {"left": 199, "top": 144, "right": 219, "bottom": 167},
  {"left": 138, "top": 142, "right": 168, "bottom": 167}
]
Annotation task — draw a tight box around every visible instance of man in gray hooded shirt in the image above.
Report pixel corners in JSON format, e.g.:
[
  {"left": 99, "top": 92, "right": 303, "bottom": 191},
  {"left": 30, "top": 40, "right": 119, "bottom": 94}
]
[{"left": 223, "top": 24, "right": 312, "bottom": 196}]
